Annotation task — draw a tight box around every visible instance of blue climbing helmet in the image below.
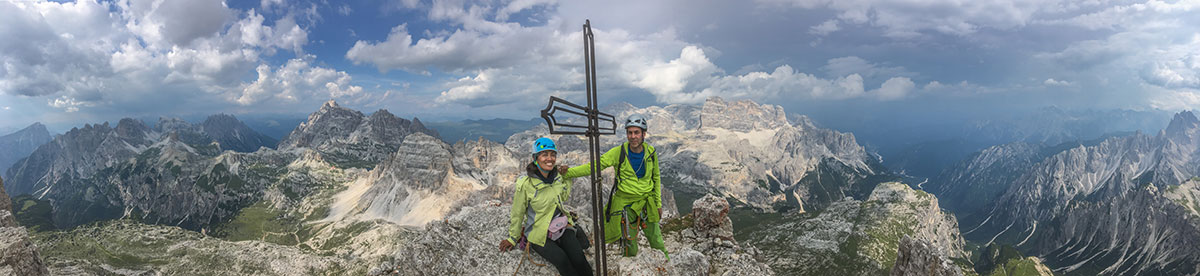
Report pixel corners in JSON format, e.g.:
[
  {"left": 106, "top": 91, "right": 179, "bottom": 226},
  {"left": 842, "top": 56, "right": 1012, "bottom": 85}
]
[
  {"left": 532, "top": 137, "right": 557, "bottom": 156},
  {"left": 624, "top": 114, "right": 648, "bottom": 131}
]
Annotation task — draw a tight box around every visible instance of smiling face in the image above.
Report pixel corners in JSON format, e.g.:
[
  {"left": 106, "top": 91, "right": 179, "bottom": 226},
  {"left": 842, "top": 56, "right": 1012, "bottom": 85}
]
[
  {"left": 535, "top": 150, "right": 557, "bottom": 171},
  {"left": 626, "top": 126, "right": 645, "bottom": 147}
]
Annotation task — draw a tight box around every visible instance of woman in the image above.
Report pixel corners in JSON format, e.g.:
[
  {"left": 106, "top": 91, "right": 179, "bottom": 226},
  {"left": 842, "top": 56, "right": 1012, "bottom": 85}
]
[{"left": 499, "top": 137, "right": 592, "bottom": 276}]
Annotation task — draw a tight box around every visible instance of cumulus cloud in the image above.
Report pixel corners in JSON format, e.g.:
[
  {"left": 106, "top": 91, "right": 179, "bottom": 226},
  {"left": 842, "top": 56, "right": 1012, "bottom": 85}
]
[
  {"left": 49, "top": 96, "right": 92, "bottom": 112},
  {"left": 0, "top": 0, "right": 354, "bottom": 120},
  {"left": 120, "top": 0, "right": 236, "bottom": 49},
  {"left": 810, "top": 19, "right": 839, "bottom": 35},
  {"left": 875, "top": 77, "right": 915, "bottom": 100},
  {"left": 352, "top": 2, "right": 926, "bottom": 109},
  {"left": 1043, "top": 78, "right": 1072, "bottom": 86},
  {"left": 346, "top": 23, "right": 553, "bottom": 73},
  {"left": 632, "top": 46, "right": 721, "bottom": 103},
  {"left": 236, "top": 57, "right": 364, "bottom": 105}
]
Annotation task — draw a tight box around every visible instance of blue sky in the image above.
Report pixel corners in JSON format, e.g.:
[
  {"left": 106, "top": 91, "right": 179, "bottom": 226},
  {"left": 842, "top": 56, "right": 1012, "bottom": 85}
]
[{"left": 1, "top": 0, "right": 1198, "bottom": 134}]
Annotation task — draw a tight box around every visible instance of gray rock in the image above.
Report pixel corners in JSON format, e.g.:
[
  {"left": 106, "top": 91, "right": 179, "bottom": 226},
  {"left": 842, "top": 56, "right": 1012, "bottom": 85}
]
[
  {"left": 890, "top": 236, "right": 963, "bottom": 276},
  {"left": 742, "top": 182, "right": 967, "bottom": 275},
  {"left": 692, "top": 194, "right": 734, "bottom": 241},
  {"left": 0, "top": 176, "right": 50, "bottom": 276},
  {"left": 956, "top": 111, "right": 1200, "bottom": 275},
  {"left": 0, "top": 226, "right": 50, "bottom": 276},
  {"left": 278, "top": 100, "right": 438, "bottom": 168}
]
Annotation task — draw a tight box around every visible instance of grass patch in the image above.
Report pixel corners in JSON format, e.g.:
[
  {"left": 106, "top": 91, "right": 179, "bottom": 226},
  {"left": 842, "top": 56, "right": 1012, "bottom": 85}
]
[
  {"left": 12, "top": 195, "right": 56, "bottom": 232},
  {"left": 661, "top": 214, "right": 694, "bottom": 234},
  {"left": 211, "top": 201, "right": 301, "bottom": 245}
]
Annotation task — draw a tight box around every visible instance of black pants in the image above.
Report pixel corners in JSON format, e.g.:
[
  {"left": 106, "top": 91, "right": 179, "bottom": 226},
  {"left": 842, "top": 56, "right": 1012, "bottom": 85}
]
[{"left": 531, "top": 228, "right": 593, "bottom": 276}]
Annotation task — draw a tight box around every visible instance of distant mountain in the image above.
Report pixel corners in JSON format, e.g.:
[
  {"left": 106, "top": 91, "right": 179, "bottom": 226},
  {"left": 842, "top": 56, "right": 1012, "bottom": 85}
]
[
  {"left": 239, "top": 116, "right": 308, "bottom": 141},
  {"left": 278, "top": 100, "right": 440, "bottom": 169},
  {"left": 854, "top": 107, "right": 1171, "bottom": 180},
  {"left": 5, "top": 97, "right": 951, "bottom": 276},
  {"left": 509, "top": 97, "right": 891, "bottom": 212},
  {"left": 0, "top": 123, "right": 52, "bottom": 173},
  {"left": 939, "top": 111, "right": 1200, "bottom": 275},
  {"left": 323, "top": 133, "right": 521, "bottom": 226},
  {"left": 425, "top": 118, "right": 540, "bottom": 144},
  {"left": 742, "top": 182, "right": 967, "bottom": 275},
  {"left": 199, "top": 114, "right": 279, "bottom": 152},
  {"left": 3, "top": 115, "right": 282, "bottom": 229}
]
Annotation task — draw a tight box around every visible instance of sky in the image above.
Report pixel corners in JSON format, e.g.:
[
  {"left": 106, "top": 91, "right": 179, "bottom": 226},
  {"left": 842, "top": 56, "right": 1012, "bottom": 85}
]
[{"left": 1, "top": 0, "right": 1198, "bottom": 134}]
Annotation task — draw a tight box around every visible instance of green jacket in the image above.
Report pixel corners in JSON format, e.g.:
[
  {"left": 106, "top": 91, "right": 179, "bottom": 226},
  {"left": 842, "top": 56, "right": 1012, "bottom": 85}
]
[
  {"left": 565, "top": 142, "right": 662, "bottom": 212},
  {"left": 505, "top": 172, "right": 576, "bottom": 247}
]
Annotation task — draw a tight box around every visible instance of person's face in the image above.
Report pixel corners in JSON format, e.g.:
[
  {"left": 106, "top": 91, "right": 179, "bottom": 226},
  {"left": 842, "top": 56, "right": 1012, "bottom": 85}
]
[
  {"left": 536, "top": 151, "right": 557, "bottom": 171},
  {"left": 626, "top": 127, "right": 645, "bottom": 145}
]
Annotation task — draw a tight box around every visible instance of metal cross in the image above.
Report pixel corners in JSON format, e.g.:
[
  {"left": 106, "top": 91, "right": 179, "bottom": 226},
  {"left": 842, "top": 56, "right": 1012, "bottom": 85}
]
[{"left": 539, "top": 19, "right": 616, "bottom": 276}]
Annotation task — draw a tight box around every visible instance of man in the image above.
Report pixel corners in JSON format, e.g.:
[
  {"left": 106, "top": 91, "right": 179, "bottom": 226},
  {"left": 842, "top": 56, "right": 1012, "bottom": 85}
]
[{"left": 562, "top": 114, "right": 667, "bottom": 259}]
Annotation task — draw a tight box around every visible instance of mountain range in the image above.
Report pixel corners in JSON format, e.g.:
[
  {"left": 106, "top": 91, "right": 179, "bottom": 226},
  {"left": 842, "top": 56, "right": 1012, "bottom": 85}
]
[
  {"left": 5, "top": 97, "right": 1189, "bottom": 275},
  {"left": 933, "top": 111, "right": 1200, "bottom": 275},
  {"left": 0, "top": 123, "right": 52, "bottom": 174}
]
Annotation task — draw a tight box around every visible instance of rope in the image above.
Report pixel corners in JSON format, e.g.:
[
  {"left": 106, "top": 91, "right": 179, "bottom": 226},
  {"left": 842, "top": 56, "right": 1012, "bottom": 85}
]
[{"left": 512, "top": 238, "right": 545, "bottom": 276}]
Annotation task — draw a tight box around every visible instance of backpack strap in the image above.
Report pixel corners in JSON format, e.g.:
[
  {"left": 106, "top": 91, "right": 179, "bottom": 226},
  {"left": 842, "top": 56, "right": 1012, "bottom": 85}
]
[{"left": 604, "top": 144, "right": 627, "bottom": 217}]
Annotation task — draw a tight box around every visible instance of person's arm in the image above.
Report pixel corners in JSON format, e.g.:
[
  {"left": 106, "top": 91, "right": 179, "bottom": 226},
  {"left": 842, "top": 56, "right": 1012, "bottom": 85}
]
[
  {"left": 564, "top": 146, "right": 621, "bottom": 178},
  {"left": 651, "top": 150, "right": 662, "bottom": 213},
  {"left": 505, "top": 178, "right": 527, "bottom": 245}
]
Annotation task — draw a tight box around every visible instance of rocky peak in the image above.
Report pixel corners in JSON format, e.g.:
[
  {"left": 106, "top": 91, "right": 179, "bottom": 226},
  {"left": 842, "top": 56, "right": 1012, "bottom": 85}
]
[
  {"left": 741, "top": 182, "right": 966, "bottom": 274},
  {"left": 279, "top": 100, "right": 365, "bottom": 150},
  {"left": 0, "top": 122, "right": 54, "bottom": 178},
  {"left": 0, "top": 177, "right": 51, "bottom": 275},
  {"left": 411, "top": 117, "right": 437, "bottom": 138},
  {"left": 201, "top": 114, "right": 276, "bottom": 152},
  {"left": 699, "top": 97, "right": 790, "bottom": 131},
  {"left": 890, "top": 236, "right": 964, "bottom": 276},
  {"left": 1166, "top": 111, "right": 1199, "bottom": 133},
  {"left": 692, "top": 194, "right": 734, "bottom": 241},
  {"left": 201, "top": 114, "right": 240, "bottom": 127},
  {"left": 115, "top": 118, "right": 151, "bottom": 139},
  {"left": 13, "top": 123, "right": 49, "bottom": 138},
  {"left": 1164, "top": 110, "right": 1200, "bottom": 142},
  {"left": 322, "top": 99, "right": 338, "bottom": 108}
]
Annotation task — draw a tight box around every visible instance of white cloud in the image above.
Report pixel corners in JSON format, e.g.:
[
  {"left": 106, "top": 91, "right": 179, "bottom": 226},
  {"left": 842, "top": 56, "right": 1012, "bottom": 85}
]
[
  {"left": 632, "top": 46, "right": 721, "bottom": 103},
  {"left": 0, "top": 0, "right": 350, "bottom": 119},
  {"left": 496, "top": 0, "right": 556, "bottom": 21},
  {"left": 262, "top": 0, "right": 286, "bottom": 11},
  {"left": 1149, "top": 88, "right": 1200, "bottom": 111},
  {"left": 1039, "top": 0, "right": 1200, "bottom": 30},
  {"left": 390, "top": 5, "right": 926, "bottom": 108},
  {"left": 120, "top": 0, "right": 236, "bottom": 49},
  {"left": 875, "top": 77, "right": 915, "bottom": 100},
  {"left": 1044, "top": 78, "right": 1072, "bottom": 86},
  {"left": 810, "top": 19, "right": 839, "bottom": 35},
  {"left": 236, "top": 57, "right": 363, "bottom": 105},
  {"left": 49, "top": 96, "right": 91, "bottom": 112},
  {"left": 346, "top": 23, "right": 555, "bottom": 73}
]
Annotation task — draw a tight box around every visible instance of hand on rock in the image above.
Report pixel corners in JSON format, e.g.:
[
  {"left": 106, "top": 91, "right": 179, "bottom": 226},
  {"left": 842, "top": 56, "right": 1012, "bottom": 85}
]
[{"left": 499, "top": 240, "right": 514, "bottom": 252}]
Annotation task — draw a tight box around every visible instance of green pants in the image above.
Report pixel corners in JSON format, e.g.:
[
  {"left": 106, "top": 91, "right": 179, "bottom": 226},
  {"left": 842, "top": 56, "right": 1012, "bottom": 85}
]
[{"left": 604, "top": 189, "right": 666, "bottom": 257}]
